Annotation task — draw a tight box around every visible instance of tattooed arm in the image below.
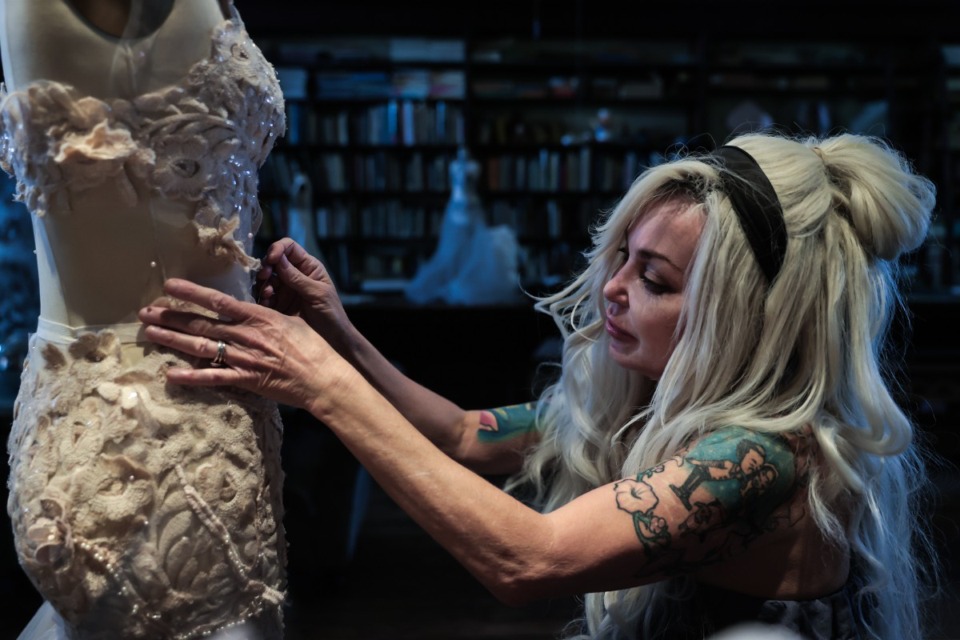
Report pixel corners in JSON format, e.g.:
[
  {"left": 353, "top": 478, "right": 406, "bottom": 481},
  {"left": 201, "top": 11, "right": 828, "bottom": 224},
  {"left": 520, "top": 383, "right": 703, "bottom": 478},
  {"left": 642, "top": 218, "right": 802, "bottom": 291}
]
[
  {"left": 141, "top": 280, "right": 808, "bottom": 605},
  {"left": 330, "top": 320, "right": 539, "bottom": 474},
  {"left": 319, "top": 366, "right": 804, "bottom": 604},
  {"left": 341, "top": 340, "right": 537, "bottom": 474},
  {"left": 609, "top": 427, "right": 798, "bottom": 579},
  {"left": 462, "top": 402, "right": 542, "bottom": 474},
  {"left": 323, "top": 328, "right": 538, "bottom": 474}
]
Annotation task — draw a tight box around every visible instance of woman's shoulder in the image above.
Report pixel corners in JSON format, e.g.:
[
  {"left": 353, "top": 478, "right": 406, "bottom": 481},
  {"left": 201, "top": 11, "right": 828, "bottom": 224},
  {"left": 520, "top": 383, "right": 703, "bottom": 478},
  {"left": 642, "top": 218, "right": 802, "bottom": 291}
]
[
  {"left": 682, "top": 425, "right": 816, "bottom": 468},
  {"left": 675, "top": 425, "right": 815, "bottom": 510},
  {"left": 681, "top": 424, "right": 809, "bottom": 452}
]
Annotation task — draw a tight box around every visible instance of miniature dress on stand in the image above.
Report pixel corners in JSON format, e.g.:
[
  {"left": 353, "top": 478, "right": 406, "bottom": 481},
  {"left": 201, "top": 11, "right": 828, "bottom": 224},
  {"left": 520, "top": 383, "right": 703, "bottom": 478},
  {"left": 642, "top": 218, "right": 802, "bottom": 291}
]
[
  {"left": 0, "top": 1, "right": 287, "bottom": 638},
  {"left": 285, "top": 163, "right": 324, "bottom": 264},
  {"left": 405, "top": 148, "right": 520, "bottom": 305}
]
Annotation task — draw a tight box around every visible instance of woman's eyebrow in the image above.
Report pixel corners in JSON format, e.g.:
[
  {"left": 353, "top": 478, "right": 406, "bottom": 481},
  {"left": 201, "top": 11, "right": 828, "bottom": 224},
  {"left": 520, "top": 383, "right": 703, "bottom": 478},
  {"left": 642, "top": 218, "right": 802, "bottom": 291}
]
[{"left": 635, "top": 248, "right": 682, "bottom": 272}]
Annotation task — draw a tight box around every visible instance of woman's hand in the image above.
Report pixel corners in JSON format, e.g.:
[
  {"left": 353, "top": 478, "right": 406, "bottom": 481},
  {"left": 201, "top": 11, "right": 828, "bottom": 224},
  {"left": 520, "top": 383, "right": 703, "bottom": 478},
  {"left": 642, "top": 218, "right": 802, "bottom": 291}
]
[
  {"left": 138, "top": 278, "right": 356, "bottom": 416},
  {"left": 255, "top": 237, "right": 354, "bottom": 355}
]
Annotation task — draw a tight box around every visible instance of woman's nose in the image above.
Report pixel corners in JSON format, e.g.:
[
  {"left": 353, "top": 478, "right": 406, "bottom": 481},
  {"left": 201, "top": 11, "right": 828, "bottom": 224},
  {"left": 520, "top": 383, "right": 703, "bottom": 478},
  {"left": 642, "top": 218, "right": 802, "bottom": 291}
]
[{"left": 603, "top": 271, "right": 627, "bottom": 307}]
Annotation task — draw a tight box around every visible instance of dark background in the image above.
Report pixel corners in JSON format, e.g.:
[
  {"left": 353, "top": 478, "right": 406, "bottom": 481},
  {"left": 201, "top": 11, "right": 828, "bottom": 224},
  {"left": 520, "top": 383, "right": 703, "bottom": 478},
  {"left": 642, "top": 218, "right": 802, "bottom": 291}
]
[{"left": 2, "top": 1, "right": 960, "bottom": 638}]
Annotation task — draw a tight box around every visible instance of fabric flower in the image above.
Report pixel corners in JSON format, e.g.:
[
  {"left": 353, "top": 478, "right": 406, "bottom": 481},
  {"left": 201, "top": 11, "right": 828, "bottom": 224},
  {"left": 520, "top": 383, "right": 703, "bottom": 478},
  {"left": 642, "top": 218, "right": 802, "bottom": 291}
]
[
  {"left": 195, "top": 213, "right": 260, "bottom": 270},
  {"left": 149, "top": 114, "right": 241, "bottom": 202},
  {"left": 54, "top": 121, "right": 155, "bottom": 205}
]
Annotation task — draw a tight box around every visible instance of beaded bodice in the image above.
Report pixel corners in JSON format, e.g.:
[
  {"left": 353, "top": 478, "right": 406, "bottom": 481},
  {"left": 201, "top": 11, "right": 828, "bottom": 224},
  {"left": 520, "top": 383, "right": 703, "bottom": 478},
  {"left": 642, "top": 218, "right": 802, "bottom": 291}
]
[
  {"left": 0, "top": 1, "right": 285, "bottom": 325},
  {"left": 0, "top": 4, "right": 284, "bottom": 274}
]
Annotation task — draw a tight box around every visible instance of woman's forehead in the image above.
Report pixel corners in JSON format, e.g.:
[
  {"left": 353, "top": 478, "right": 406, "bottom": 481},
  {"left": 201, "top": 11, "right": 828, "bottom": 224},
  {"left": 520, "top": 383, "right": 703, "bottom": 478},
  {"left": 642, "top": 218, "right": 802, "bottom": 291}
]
[{"left": 626, "top": 197, "right": 703, "bottom": 238}]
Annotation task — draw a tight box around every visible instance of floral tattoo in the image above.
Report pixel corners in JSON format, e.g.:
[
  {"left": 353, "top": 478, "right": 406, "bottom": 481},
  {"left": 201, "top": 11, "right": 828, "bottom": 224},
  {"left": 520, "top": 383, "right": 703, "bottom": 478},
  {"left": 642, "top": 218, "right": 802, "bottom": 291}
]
[{"left": 614, "top": 475, "right": 671, "bottom": 553}]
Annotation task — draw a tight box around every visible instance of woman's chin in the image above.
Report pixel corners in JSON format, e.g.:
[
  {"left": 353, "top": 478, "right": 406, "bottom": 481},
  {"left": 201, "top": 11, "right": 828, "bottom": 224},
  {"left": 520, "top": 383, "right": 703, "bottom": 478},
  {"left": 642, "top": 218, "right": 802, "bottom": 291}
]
[{"left": 607, "top": 346, "right": 663, "bottom": 380}]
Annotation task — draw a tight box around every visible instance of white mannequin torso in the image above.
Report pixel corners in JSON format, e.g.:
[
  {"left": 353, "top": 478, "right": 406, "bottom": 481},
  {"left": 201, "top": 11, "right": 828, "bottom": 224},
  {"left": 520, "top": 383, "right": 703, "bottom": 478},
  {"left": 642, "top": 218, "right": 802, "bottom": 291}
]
[
  {"left": 1, "top": 4, "right": 288, "bottom": 638},
  {"left": 0, "top": 0, "right": 251, "bottom": 359}
]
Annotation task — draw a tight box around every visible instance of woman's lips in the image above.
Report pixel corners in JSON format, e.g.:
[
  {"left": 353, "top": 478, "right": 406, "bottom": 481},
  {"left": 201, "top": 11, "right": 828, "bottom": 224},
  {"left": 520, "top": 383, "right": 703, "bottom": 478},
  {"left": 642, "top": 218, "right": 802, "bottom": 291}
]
[{"left": 605, "top": 318, "right": 634, "bottom": 341}]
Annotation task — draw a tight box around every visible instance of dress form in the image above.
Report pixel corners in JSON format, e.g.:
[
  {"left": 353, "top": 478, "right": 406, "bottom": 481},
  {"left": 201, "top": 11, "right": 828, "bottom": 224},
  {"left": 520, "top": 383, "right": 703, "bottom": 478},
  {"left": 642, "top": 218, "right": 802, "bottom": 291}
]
[
  {"left": 0, "top": 2, "right": 288, "bottom": 638},
  {"left": 0, "top": 0, "right": 252, "bottom": 363}
]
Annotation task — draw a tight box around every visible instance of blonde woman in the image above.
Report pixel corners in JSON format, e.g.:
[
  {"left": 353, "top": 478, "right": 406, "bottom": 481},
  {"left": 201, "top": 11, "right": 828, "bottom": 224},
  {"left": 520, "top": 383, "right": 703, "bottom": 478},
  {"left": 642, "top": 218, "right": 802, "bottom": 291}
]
[{"left": 140, "top": 132, "right": 940, "bottom": 639}]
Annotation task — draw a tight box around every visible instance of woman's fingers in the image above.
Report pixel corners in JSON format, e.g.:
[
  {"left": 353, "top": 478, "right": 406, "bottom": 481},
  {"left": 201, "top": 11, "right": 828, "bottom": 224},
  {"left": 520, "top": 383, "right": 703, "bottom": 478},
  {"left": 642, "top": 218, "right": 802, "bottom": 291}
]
[
  {"left": 265, "top": 238, "right": 327, "bottom": 281},
  {"left": 274, "top": 253, "right": 310, "bottom": 289},
  {"left": 138, "top": 305, "right": 215, "bottom": 338},
  {"left": 139, "top": 280, "right": 273, "bottom": 357},
  {"left": 263, "top": 237, "right": 301, "bottom": 268},
  {"left": 143, "top": 325, "right": 223, "bottom": 360},
  {"left": 141, "top": 325, "right": 254, "bottom": 387},
  {"left": 137, "top": 304, "right": 249, "bottom": 349},
  {"left": 161, "top": 278, "right": 258, "bottom": 323}
]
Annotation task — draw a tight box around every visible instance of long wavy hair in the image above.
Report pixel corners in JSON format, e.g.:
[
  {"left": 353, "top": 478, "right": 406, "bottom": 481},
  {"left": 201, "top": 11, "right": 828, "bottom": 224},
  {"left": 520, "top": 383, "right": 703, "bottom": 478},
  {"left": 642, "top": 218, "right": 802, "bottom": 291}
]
[{"left": 507, "top": 132, "right": 940, "bottom": 639}]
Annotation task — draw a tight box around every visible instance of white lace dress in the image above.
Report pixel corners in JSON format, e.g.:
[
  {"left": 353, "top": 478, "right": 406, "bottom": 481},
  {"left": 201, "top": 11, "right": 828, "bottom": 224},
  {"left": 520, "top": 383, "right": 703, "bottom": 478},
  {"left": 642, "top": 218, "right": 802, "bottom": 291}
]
[{"left": 0, "top": 5, "right": 288, "bottom": 639}]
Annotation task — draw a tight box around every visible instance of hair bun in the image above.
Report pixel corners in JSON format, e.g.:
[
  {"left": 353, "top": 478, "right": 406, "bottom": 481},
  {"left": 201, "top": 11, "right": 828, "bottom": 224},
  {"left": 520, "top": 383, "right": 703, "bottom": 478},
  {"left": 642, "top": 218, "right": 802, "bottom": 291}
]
[{"left": 813, "top": 135, "right": 935, "bottom": 260}]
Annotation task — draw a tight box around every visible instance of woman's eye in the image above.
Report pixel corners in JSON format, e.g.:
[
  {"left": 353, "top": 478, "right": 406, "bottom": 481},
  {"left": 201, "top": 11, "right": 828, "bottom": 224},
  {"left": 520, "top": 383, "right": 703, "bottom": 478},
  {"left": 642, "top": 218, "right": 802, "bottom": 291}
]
[{"left": 641, "top": 275, "right": 669, "bottom": 295}]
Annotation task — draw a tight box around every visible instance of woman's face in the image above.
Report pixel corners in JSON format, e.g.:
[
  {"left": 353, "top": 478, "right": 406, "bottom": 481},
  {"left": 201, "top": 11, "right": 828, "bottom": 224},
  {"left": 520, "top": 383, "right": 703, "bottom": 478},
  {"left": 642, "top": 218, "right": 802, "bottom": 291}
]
[{"left": 602, "top": 198, "right": 704, "bottom": 380}]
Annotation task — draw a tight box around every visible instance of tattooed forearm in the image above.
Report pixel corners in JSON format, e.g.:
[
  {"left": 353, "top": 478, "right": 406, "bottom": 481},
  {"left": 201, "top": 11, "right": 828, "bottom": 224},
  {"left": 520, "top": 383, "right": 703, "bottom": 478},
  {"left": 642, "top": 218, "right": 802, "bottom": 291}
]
[{"left": 477, "top": 402, "right": 539, "bottom": 444}]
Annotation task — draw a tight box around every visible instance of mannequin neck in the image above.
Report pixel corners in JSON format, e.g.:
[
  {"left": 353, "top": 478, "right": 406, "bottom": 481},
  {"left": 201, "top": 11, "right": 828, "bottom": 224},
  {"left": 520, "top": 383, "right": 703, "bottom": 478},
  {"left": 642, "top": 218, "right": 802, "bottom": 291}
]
[{"left": 63, "top": 0, "right": 174, "bottom": 38}]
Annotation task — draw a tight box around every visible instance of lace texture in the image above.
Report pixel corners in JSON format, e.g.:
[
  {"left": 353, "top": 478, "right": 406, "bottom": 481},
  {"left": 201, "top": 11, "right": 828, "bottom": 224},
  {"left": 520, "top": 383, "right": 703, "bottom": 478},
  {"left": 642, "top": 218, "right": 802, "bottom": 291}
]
[
  {"left": 0, "top": 9, "right": 285, "bottom": 270},
  {"left": 8, "top": 332, "right": 287, "bottom": 639}
]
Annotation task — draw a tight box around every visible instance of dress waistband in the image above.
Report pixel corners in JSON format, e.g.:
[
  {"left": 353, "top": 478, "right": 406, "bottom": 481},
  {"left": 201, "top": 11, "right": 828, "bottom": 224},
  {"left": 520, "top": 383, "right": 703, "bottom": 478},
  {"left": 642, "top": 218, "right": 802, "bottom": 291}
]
[{"left": 35, "top": 317, "right": 146, "bottom": 345}]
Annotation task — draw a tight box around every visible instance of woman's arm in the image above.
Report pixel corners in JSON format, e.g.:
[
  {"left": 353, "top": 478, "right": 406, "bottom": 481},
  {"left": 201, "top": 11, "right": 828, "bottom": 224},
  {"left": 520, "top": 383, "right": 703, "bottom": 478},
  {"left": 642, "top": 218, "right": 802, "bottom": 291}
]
[
  {"left": 255, "top": 239, "right": 538, "bottom": 474},
  {"left": 138, "top": 279, "right": 801, "bottom": 604},
  {"left": 336, "top": 320, "right": 539, "bottom": 474},
  {"left": 321, "top": 376, "right": 802, "bottom": 604}
]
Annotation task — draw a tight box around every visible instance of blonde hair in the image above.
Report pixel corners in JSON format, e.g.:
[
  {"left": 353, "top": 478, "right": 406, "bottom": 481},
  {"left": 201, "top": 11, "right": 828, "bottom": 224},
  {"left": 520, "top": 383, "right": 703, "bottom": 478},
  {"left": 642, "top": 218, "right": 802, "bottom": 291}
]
[{"left": 510, "top": 132, "right": 939, "bottom": 639}]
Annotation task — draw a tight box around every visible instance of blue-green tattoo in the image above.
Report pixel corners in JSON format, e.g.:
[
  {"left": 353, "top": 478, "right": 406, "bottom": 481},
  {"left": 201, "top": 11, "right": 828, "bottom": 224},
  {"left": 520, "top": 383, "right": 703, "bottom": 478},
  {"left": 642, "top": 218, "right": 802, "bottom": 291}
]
[
  {"left": 477, "top": 402, "right": 539, "bottom": 444},
  {"left": 614, "top": 426, "right": 801, "bottom": 576}
]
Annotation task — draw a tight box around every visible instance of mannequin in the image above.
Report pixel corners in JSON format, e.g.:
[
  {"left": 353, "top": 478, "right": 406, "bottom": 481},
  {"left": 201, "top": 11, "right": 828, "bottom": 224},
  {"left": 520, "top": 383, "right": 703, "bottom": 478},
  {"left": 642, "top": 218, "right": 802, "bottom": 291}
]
[
  {"left": 405, "top": 147, "right": 521, "bottom": 305},
  {"left": 0, "top": 1, "right": 287, "bottom": 638}
]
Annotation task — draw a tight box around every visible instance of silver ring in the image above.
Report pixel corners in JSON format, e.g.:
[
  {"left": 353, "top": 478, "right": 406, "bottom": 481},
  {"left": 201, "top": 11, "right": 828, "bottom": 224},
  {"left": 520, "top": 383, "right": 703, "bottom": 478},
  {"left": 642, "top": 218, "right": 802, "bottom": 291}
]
[{"left": 211, "top": 340, "right": 227, "bottom": 367}]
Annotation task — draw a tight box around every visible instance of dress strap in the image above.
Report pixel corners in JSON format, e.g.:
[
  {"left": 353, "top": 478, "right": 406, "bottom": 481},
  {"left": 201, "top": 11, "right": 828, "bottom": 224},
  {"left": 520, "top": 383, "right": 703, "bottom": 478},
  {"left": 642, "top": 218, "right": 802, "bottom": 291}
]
[{"left": 35, "top": 317, "right": 146, "bottom": 345}]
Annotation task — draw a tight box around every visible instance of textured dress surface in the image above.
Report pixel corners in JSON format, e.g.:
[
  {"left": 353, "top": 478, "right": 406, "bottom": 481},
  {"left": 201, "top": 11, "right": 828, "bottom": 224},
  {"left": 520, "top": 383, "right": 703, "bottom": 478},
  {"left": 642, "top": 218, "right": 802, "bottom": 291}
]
[{"left": 0, "top": 6, "right": 288, "bottom": 639}]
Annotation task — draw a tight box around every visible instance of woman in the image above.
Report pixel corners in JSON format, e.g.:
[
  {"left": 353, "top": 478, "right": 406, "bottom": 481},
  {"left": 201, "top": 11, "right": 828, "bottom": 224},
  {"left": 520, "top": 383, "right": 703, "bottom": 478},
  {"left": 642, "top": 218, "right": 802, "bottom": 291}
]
[{"left": 139, "top": 132, "right": 940, "bottom": 639}]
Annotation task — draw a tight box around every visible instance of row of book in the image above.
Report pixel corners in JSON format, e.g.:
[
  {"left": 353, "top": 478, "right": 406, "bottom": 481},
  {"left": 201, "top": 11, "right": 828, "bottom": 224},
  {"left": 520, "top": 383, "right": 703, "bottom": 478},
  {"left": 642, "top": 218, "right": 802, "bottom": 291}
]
[
  {"left": 308, "top": 70, "right": 466, "bottom": 100},
  {"left": 273, "top": 38, "right": 465, "bottom": 66},
  {"left": 262, "top": 150, "right": 456, "bottom": 195},
  {"left": 285, "top": 100, "right": 465, "bottom": 147},
  {"left": 471, "top": 73, "right": 665, "bottom": 100},
  {"left": 261, "top": 196, "right": 600, "bottom": 242},
  {"left": 488, "top": 199, "right": 599, "bottom": 240},
  {"left": 256, "top": 196, "right": 600, "bottom": 292},
  {"left": 262, "top": 146, "right": 661, "bottom": 198},
  {"left": 483, "top": 149, "right": 648, "bottom": 193}
]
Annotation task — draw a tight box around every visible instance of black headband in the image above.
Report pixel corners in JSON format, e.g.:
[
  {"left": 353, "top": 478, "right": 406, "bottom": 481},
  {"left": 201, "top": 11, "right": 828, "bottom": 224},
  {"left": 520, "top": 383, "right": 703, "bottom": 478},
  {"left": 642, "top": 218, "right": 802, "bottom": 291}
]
[{"left": 714, "top": 145, "right": 787, "bottom": 284}]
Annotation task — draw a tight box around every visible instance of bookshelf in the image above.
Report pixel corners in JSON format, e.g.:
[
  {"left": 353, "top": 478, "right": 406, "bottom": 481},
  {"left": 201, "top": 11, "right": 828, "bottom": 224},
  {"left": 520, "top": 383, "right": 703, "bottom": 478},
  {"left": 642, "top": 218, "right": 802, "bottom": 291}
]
[
  {"left": 939, "top": 42, "right": 960, "bottom": 290},
  {"left": 250, "top": 22, "right": 958, "bottom": 297}
]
